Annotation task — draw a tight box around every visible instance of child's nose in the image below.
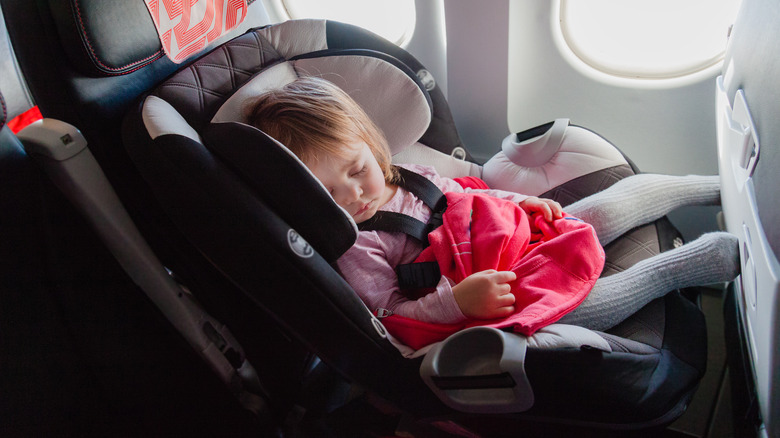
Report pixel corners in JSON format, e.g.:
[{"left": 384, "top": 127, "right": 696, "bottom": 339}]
[
  {"left": 347, "top": 183, "right": 362, "bottom": 201},
  {"left": 336, "top": 183, "right": 362, "bottom": 205}
]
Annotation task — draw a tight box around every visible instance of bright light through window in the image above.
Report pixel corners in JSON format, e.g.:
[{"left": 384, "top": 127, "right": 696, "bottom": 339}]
[
  {"left": 561, "top": 0, "right": 742, "bottom": 78},
  {"left": 281, "top": 0, "right": 416, "bottom": 46}
]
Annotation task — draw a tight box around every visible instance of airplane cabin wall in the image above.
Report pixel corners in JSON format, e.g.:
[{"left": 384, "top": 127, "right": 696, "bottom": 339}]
[{"left": 432, "top": 0, "right": 722, "bottom": 239}]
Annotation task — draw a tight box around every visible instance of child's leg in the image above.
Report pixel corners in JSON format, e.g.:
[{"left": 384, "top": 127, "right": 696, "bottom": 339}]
[
  {"left": 564, "top": 174, "right": 721, "bottom": 246},
  {"left": 557, "top": 232, "right": 739, "bottom": 332}
]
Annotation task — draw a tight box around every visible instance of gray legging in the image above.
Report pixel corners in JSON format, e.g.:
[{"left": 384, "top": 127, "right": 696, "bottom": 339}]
[{"left": 556, "top": 174, "right": 739, "bottom": 331}]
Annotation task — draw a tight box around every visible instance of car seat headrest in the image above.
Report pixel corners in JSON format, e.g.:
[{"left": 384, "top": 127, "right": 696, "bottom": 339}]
[
  {"left": 212, "top": 51, "right": 432, "bottom": 155},
  {"left": 147, "top": 20, "right": 431, "bottom": 152},
  {"left": 49, "top": 0, "right": 165, "bottom": 76}
]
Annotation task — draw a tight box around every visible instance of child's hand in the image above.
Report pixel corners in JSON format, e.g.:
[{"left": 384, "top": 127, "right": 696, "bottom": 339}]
[
  {"left": 518, "top": 197, "right": 563, "bottom": 222},
  {"left": 452, "top": 270, "right": 517, "bottom": 319}
]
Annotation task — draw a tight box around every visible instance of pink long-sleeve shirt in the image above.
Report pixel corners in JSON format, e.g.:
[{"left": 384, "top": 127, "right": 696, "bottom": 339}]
[{"left": 335, "top": 164, "right": 529, "bottom": 324}]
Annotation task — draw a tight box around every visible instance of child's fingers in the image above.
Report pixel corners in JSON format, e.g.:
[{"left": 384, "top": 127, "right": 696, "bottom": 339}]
[
  {"left": 491, "top": 270, "right": 517, "bottom": 284},
  {"left": 494, "top": 305, "right": 516, "bottom": 318},
  {"left": 521, "top": 197, "right": 564, "bottom": 221},
  {"left": 496, "top": 291, "right": 515, "bottom": 306},
  {"left": 494, "top": 285, "right": 516, "bottom": 317},
  {"left": 529, "top": 202, "right": 553, "bottom": 221},
  {"left": 541, "top": 204, "right": 553, "bottom": 221},
  {"left": 539, "top": 200, "right": 562, "bottom": 221},
  {"left": 547, "top": 199, "right": 563, "bottom": 218}
]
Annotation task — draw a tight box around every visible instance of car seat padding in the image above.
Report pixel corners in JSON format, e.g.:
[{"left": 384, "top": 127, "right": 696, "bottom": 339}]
[{"left": 204, "top": 121, "right": 357, "bottom": 262}]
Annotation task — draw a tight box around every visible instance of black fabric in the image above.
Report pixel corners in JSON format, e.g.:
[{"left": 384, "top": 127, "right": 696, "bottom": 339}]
[
  {"left": 518, "top": 336, "right": 698, "bottom": 426},
  {"left": 204, "top": 121, "right": 356, "bottom": 263},
  {"left": 325, "top": 20, "right": 470, "bottom": 160},
  {"left": 360, "top": 211, "right": 430, "bottom": 242},
  {"left": 661, "top": 291, "right": 708, "bottom": 377},
  {"left": 395, "top": 166, "right": 447, "bottom": 210},
  {"left": 153, "top": 30, "right": 285, "bottom": 131},
  {"left": 724, "top": 0, "right": 780, "bottom": 259},
  {"left": 48, "top": 0, "right": 163, "bottom": 76},
  {"left": 396, "top": 261, "right": 441, "bottom": 290}
]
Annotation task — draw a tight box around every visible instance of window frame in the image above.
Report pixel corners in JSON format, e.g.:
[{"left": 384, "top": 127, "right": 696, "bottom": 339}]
[{"left": 559, "top": 0, "right": 739, "bottom": 80}]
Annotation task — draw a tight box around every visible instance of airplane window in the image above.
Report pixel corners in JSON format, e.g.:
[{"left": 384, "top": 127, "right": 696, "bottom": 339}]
[
  {"left": 560, "top": 0, "right": 742, "bottom": 79},
  {"left": 278, "top": 0, "right": 416, "bottom": 47}
]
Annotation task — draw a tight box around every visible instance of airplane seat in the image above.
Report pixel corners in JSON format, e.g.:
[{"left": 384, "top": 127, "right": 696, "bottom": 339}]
[
  {"left": 717, "top": 0, "right": 780, "bottom": 436},
  {"left": 2, "top": 1, "right": 709, "bottom": 433}
]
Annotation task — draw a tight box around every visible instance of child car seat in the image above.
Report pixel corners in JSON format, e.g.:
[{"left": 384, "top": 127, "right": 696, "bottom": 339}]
[
  {"left": 121, "top": 19, "right": 709, "bottom": 431},
  {"left": 4, "top": 1, "right": 709, "bottom": 433}
]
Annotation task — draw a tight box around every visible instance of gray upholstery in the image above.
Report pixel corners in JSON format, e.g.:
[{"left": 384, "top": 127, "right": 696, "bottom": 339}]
[{"left": 542, "top": 165, "right": 669, "bottom": 349}]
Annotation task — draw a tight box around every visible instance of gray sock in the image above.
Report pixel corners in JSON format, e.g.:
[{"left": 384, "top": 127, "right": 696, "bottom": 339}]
[
  {"left": 564, "top": 174, "right": 721, "bottom": 246},
  {"left": 558, "top": 232, "right": 740, "bottom": 331}
]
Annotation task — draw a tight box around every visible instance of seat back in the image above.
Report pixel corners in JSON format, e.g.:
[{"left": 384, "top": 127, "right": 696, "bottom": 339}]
[{"left": 717, "top": 0, "right": 780, "bottom": 435}]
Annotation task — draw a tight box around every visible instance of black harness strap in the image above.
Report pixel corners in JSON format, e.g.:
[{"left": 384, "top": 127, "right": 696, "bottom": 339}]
[
  {"left": 358, "top": 211, "right": 431, "bottom": 242},
  {"left": 357, "top": 166, "right": 447, "bottom": 290},
  {"left": 357, "top": 166, "right": 447, "bottom": 246},
  {"left": 394, "top": 166, "right": 448, "bottom": 211}
]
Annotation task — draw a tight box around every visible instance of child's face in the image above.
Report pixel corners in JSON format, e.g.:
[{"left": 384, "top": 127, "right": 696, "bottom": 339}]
[{"left": 305, "top": 140, "right": 392, "bottom": 224}]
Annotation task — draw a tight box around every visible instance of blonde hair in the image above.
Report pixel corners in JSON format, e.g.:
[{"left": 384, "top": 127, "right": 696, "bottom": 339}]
[{"left": 246, "top": 77, "right": 399, "bottom": 183}]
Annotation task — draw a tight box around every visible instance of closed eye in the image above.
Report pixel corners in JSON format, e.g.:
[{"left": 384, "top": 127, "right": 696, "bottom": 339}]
[{"left": 351, "top": 165, "right": 367, "bottom": 177}]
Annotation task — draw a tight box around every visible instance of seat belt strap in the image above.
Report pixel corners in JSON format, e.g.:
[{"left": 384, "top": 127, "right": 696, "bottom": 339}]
[
  {"left": 357, "top": 166, "right": 447, "bottom": 245},
  {"left": 358, "top": 211, "right": 430, "bottom": 242},
  {"left": 397, "top": 261, "right": 442, "bottom": 290},
  {"left": 394, "top": 166, "right": 447, "bottom": 212}
]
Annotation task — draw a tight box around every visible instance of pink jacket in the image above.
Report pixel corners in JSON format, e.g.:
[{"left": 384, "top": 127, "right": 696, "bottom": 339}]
[{"left": 381, "top": 191, "right": 605, "bottom": 350}]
